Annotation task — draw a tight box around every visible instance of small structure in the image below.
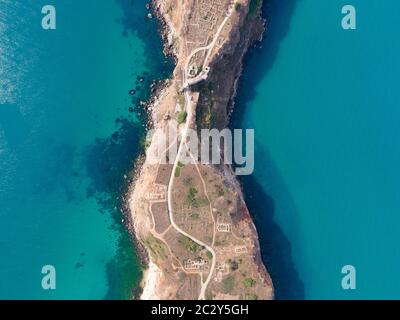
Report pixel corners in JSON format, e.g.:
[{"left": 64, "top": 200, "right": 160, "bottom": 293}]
[
  {"left": 184, "top": 258, "right": 209, "bottom": 270},
  {"left": 216, "top": 222, "right": 231, "bottom": 233},
  {"left": 234, "top": 246, "right": 248, "bottom": 255},
  {"left": 146, "top": 184, "right": 167, "bottom": 201},
  {"left": 215, "top": 262, "right": 229, "bottom": 282}
]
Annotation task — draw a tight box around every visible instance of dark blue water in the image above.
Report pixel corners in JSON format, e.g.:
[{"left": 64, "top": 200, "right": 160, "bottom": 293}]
[
  {"left": 0, "top": 0, "right": 171, "bottom": 299},
  {"left": 234, "top": 0, "right": 400, "bottom": 299}
]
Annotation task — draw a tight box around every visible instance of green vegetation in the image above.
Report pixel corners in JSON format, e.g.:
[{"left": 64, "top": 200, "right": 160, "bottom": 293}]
[
  {"left": 243, "top": 277, "right": 256, "bottom": 288},
  {"left": 176, "top": 111, "right": 188, "bottom": 124},
  {"left": 248, "top": 0, "right": 262, "bottom": 19},
  {"left": 206, "top": 251, "right": 213, "bottom": 260},
  {"left": 202, "top": 104, "right": 213, "bottom": 128},
  {"left": 179, "top": 235, "right": 201, "bottom": 253},
  {"left": 187, "top": 187, "right": 199, "bottom": 206},
  {"left": 186, "top": 187, "right": 209, "bottom": 208},
  {"left": 174, "top": 167, "right": 181, "bottom": 177},
  {"left": 144, "top": 235, "right": 166, "bottom": 262},
  {"left": 245, "top": 293, "right": 258, "bottom": 300},
  {"left": 196, "top": 197, "right": 210, "bottom": 207},
  {"left": 222, "top": 276, "right": 235, "bottom": 293},
  {"left": 174, "top": 161, "right": 185, "bottom": 177},
  {"left": 196, "top": 81, "right": 215, "bottom": 129},
  {"left": 235, "top": 2, "right": 242, "bottom": 11}
]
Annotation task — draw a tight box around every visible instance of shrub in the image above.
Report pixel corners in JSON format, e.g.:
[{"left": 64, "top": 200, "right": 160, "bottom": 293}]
[
  {"left": 222, "top": 276, "right": 235, "bottom": 293},
  {"left": 177, "top": 111, "right": 187, "bottom": 124},
  {"left": 243, "top": 277, "right": 256, "bottom": 288},
  {"left": 179, "top": 235, "right": 200, "bottom": 253}
]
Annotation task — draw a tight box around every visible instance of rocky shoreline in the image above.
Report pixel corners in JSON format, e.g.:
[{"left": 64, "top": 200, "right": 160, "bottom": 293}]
[
  {"left": 127, "top": 0, "right": 273, "bottom": 300},
  {"left": 120, "top": 1, "right": 178, "bottom": 299}
]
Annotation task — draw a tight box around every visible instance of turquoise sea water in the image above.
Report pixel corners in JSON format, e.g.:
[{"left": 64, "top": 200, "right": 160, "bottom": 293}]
[
  {"left": 1, "top": 0, "right": 399, "bottom": 301},
  {"left": 0, "top": 0, "right": 170, "bottom": 299},
  {"left": 234, "top": 0, "right": 400, "bottom": 299}
]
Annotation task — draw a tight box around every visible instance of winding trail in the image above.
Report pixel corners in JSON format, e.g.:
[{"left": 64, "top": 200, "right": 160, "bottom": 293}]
[{"left": 166, "top": 3, "right": 235, "bottom": 300}]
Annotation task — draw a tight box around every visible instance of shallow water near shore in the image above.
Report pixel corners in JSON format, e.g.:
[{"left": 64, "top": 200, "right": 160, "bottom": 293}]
[
  {"left": 234, "top": 0, "right": 400, "bottom": 299},
  {"left": 0, "top": 0, "right": 171, "bottom": 299}
]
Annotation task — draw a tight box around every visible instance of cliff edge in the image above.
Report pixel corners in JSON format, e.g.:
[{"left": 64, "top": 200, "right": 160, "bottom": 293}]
[{"left": 129, "top": 0, "right": 273, "bottom": 300}]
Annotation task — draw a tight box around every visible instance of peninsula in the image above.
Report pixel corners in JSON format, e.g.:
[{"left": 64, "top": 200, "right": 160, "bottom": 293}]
[{"left": 129, "top": 0, "right": 273, "bottom": 300}]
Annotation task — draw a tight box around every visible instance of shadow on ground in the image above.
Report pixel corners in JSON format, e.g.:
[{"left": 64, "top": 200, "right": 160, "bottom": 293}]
[{"left": 232, "top": 0, "right": 305, "bottom": 299}]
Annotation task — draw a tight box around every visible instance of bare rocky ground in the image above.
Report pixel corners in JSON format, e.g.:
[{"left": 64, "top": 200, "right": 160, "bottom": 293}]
[{"left": 129, "top": 0, "right": 273, "bottom": 300}]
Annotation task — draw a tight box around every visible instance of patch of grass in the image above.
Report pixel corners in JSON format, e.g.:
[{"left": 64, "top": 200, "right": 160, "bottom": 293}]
[
  {"left": 206, "top": 251, "right": 213, "bottom": 260},
  {"left": 245, "top": 293, "right": 258, "bottom": 300},
  {"left": 186, "top": 187, "right": 198, "bottom": 206},
  {"left": 197, "top": 197, "right": 209, "bottom": 207},
  {"left": 179, "top": 235, "right": 201, "bottom": 253},
  {"left": 176, "top": 111, "right": 188, "bottom": 124},
  {"left": 222, "top": 276, "right": 235, "bottom": 293},
  {"left": 197, "top": 101, "right": 213, "bottom": 129},
  {"left": 175, "top": 161, "right": 185, "bottom": 177},
  {"left": 196, "top": 81, "right": 216, "bottom": 129},
  {"left": 203, "top": 104, "right": 213, "bottom": 128},
  {"left": 243, "top": 277, "right": 256, "bottom": 288},
  {"left": 186, "top": 187, "right": 209, "bottom": 208},
  {"left": 143, "top": 235, "right": 166, "bottom": 262}
]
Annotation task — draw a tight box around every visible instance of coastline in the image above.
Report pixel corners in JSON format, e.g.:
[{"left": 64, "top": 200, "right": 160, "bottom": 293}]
[
  {"left": 140, "top": 260, "right": 161, "bottom": 300},
  {"left": 129, "top": 1, "right": 179, "bottom": 300},
  {"left": 121, "top": 2, "right": 178, "bottom": 299},
  {"left": 127, "top": 0, "right": 273, "bottom": 300}
]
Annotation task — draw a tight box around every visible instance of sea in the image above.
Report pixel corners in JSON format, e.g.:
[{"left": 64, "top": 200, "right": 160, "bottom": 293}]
[
  {"left": 233, "top": 0, "right": 400, "bottom": 299},
  {"left": 1, "top": 0, "right": 399, "bottom": 300},
  {"left": 0, "top": 0, "right": 171, "bottom": 299}
]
